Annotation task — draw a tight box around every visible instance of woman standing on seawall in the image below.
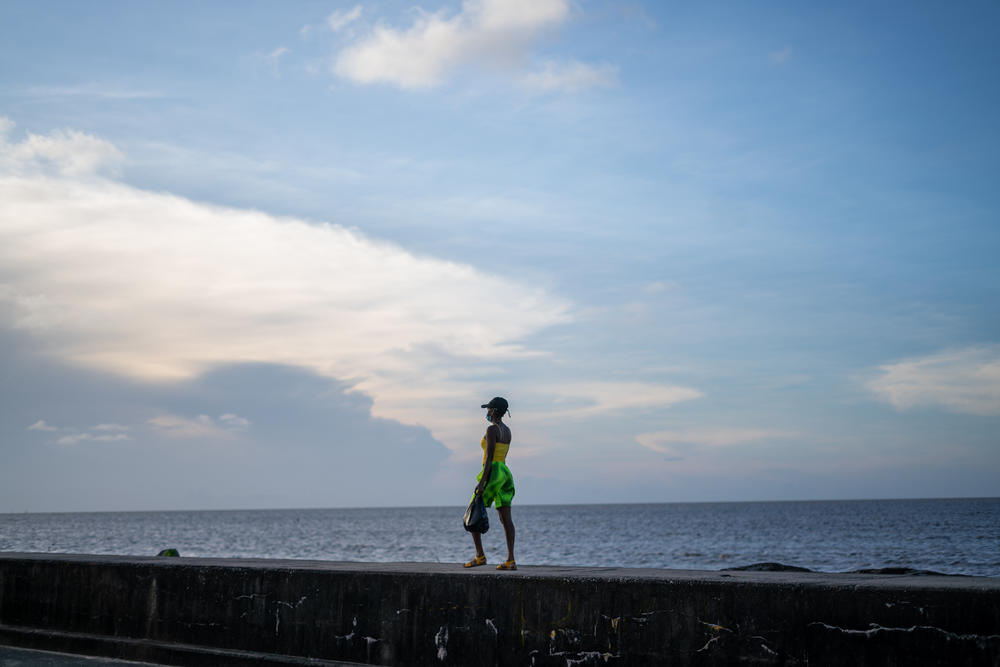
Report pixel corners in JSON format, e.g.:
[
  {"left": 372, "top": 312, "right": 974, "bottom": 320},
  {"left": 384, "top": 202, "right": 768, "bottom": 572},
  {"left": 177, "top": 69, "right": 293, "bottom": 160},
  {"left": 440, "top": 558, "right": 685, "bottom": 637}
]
[{"left": 464, "top": 396, "right": 516, "bottom": 570}]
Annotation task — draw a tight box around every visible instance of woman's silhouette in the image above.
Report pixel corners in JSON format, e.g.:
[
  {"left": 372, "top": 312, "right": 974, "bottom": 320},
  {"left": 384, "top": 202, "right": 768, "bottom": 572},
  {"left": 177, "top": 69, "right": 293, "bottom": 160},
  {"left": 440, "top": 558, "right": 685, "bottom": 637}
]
[{"left": 464, "top": 396, "right": 516, "bottom": 570}]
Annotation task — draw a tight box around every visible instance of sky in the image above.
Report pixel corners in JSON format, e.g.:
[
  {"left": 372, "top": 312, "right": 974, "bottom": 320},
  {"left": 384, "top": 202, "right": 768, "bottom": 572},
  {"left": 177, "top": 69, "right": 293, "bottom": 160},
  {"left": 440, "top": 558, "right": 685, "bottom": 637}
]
[{"left": 1, "top": 0, "right": 998, "bottom": 512}]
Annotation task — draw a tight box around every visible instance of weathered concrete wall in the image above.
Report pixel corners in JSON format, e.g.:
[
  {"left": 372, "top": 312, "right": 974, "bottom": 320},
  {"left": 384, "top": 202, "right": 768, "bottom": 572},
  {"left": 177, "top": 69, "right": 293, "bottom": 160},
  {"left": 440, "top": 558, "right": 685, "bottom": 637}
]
[{"left": 0, "top": 553, "right": 997, "bottom": 666}]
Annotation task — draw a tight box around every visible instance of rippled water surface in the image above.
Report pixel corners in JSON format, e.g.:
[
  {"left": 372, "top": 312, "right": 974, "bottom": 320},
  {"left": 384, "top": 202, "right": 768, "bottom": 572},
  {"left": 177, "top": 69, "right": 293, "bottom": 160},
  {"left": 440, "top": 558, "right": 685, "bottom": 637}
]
[{"left": 2, "top": 498, "right": 998, "bottom": 576}]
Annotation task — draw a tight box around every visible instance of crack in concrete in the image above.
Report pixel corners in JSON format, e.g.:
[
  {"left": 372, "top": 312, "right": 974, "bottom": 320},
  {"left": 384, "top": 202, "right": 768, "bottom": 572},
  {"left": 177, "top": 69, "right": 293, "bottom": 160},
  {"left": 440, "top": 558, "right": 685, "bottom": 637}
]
[
  {"left": 235, "top": 593, "right": 268, "bottom": 621},
  {"left": 697, "top": 636, "right": 721, "bottom": 653},
  {"left": 273, "top": 595, "right": 309, "bottom": 635},
  {"left": 751, "top": 634, "right": 779, "bottom": 656},
  {"left": 696, "top": 618, "right": 734, "bottom": 652},
  {"left": 531, "top": 648, "right": 619, "bottom": 666},
  {"left": 809, "top": 621, "right": 1000, "bottom": 643}
]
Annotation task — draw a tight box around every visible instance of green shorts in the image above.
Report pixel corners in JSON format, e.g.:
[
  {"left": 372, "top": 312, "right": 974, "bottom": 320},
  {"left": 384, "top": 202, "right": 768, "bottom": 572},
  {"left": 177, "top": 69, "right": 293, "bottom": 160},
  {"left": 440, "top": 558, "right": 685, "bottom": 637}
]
[{"left": 475, "top": 462, "right": 515, "bottom": 508}]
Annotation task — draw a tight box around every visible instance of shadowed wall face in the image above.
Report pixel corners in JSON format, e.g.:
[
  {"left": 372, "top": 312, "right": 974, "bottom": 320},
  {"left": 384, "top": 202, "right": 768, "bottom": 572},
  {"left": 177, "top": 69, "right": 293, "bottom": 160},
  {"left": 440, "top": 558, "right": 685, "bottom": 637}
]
[{"left": 1, "top": 554, "right": 998, "bottom": 666}]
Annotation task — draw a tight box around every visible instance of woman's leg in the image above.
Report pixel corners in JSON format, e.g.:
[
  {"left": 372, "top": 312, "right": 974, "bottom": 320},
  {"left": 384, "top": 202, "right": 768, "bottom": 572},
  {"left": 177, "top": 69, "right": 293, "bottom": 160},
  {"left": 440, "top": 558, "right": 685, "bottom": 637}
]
[
  {"left": 472, "top": 530, "right": 485, "bottom": 558},
  {"left": 497, "top": 506, "right": 515, "bottom": 562}
]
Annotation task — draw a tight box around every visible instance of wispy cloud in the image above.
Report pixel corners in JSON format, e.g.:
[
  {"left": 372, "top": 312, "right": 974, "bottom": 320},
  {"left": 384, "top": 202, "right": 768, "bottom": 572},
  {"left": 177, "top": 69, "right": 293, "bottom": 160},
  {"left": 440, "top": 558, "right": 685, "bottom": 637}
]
[
  {"left": 303, "top": 6, "right": 364, "bottom": 36},
  {"left": 93, "top": 423, "right": 130, "bottom": 432},
  {"left": 520, "top": 61, "right": 618, "bottom": 93},
  {"left": 219, "top": 413, "right": 251, "bottom": 429},
  {"left": 642, "top": 280, "right": 678, "bottom": 295},
  {"left": 636, "top": 428, "right": 798, "bottom": 456},
  {"left": 28, "top": 420, "right": 133, "bottom": 445},
  {"left": 769, "top": 47, "right": 792, "bottom": 65},
  {"left": 868, "top": 345, "right": 1000, "bottom": 416},
  {"left": 55, "top": 432, "right": 131, "bottom": 445},
  {"left": 328, "top": 5, "right": 363, "bottom": 32},
  {"left": 547, "top": 381, "right": 702, "bottom": 417},
  {"left": 27, "top": 420, "right": 59, "bottom": 432},
  {"left": 21, "top": 85, "right": 166, "bottom": 100},
  {"left": 260, "top": 46, "right": 291, "bottom": 77},
  {"left": 148, "top": 414, "right": 248, "bottom": 440},
  {"left": 334, "top": 0, "right": 610, "bottom": 90}
]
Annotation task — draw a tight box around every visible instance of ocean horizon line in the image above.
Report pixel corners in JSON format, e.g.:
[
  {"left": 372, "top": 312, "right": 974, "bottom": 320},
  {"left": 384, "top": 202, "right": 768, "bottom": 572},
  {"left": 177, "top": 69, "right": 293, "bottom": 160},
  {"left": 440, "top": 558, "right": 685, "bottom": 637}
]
[{"left": 4, "top": 495, "right": 998, "bottom": 517}]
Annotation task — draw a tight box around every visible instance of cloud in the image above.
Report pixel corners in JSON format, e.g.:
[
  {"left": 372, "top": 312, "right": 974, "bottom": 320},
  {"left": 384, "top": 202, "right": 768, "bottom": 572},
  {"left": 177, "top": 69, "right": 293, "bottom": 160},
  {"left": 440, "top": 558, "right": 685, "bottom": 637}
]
[
  {"left": 148, "top": 414, "right": 241, "bottom": 440},
  {"left": 636, "top": 428, "right": 798, "bottom": 456},
  {"left": 260, "top": 47, "right": 290, "bottom": 77},
  {"left": 0, "top": 119, "right": 570, "bottom": 450},
  {"left": 93, "top": 423, "right": 130, "bottom": 431},
  {"left": 55, "top": 432, "right": 131, "bottom": 445},
  {"left": 547, "top": 381, "right": 702, "bottom": 417},
  {"left": 769, "top": 47, "right": 792, "bottom": 65},
  {"left": 0, "top": 119, "right": 121, "bottom": 177},
  {"left": 27, "top": 419, "right": 59, "bottom": 431},
  {"left": 219, "top": 413, "right": 251, "bottom": 429},
  {"left": 22, "top": 85, "right": 166, "bottom": 100},
  {"left": 520, "top": 60, "right": 618, "bottom": 93},
  {"left": 26, "top": 418, "right": 133, "bottom": 445},
  {"left": 333, "top": 0, "right": 582, "bottom": 89},
  {"left": 642, "top": 280, "right": 677, "bottom": 295},
  {"left": 868, "top": 345, "right": 1000, "bottom": 416},
  {"left": 27, "top": 418, "right": 132, "bottom": 443},
  {"left": 328, "top": 5, "right": 363, "bottom": 32}
]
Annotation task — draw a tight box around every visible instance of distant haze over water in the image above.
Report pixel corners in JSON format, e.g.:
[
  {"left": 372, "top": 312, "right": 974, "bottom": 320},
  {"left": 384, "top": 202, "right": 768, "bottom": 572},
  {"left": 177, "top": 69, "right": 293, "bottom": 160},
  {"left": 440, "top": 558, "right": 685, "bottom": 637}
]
[{"left": 2, "top": 498, "right": 997, "bottom": 577}]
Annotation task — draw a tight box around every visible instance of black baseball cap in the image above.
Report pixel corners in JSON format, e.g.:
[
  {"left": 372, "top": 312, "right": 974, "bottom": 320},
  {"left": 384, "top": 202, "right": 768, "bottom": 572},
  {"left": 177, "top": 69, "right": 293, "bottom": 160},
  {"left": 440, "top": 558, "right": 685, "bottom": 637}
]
[{"left": 481, "top": 397, "right": 508, "bottom": 412}]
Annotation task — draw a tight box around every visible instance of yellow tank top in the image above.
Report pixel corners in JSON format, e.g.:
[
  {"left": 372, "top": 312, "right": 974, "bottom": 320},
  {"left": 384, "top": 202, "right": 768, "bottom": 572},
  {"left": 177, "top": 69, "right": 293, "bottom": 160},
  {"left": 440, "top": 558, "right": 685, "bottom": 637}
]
[{"left": 481, "top": 432, "right": 511, "bottom": 464}]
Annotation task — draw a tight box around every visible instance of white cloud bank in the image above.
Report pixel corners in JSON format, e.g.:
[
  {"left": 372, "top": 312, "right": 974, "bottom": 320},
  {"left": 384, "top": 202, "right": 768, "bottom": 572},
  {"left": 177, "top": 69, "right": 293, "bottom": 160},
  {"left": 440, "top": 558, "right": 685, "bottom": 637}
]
[
  {"left": 0, "top": 119, "right": 575, "bottom": 449},
  {"left": 1, "top": 119, "right": 703, "bottom": 458},
  {"left": 868, "top": 345, "right": 1000, "bottom": 416},
  {"left": 332, "top": 0, "right": 613, "bottom": 91}
]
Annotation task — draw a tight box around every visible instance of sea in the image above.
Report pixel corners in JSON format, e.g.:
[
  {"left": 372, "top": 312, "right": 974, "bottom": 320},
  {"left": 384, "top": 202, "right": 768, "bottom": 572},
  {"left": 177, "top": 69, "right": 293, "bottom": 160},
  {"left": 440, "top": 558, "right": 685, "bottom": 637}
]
[{"left": 1, "top": 498, "right": 998, "bottom": 577}]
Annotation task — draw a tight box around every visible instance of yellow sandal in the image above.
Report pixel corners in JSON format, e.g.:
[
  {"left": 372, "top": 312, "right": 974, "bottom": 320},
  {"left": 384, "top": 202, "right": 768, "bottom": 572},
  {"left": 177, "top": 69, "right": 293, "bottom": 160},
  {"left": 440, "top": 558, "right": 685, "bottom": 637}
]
[
  {"left": 463, "top": 555, "right": 487, "bottom": 568},
  {"left": 496, "top": 560, "right": 517, "bottom": 571}
]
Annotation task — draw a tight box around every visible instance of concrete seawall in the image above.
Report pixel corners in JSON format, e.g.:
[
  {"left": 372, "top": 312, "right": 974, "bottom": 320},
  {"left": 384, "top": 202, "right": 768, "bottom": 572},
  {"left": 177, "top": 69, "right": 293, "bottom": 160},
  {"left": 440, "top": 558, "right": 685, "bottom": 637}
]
[{"left": 1, "top": 553, "right": 997, "bottom": 666}]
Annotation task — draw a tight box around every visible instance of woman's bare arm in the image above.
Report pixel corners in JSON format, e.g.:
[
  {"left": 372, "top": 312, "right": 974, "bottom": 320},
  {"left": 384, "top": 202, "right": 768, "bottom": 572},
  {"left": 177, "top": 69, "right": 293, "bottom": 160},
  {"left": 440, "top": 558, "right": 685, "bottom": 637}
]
[{"left": 476, "top": 425, "right": 496, "bottom": 494}]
